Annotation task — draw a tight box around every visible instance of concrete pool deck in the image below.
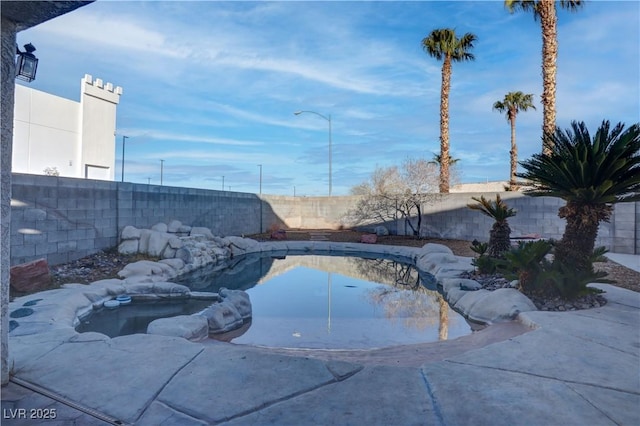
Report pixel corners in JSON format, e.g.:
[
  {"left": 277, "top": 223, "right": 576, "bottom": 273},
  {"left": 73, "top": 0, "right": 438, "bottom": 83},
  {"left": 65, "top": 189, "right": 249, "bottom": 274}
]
[{"left": 2, "top": 247, "right": 639, "bottom": 425}]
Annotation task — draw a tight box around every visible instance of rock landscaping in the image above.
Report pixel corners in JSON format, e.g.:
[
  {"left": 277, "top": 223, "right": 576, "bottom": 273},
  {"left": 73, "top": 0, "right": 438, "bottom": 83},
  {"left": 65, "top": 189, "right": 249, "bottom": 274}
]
[{"left": 8, "top": 220, "right": 547, "bottom": 350}]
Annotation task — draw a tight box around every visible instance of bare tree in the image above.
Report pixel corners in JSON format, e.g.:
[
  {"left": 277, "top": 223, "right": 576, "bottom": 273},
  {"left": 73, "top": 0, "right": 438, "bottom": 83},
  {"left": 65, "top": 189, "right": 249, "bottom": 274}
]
[{"left": 348, "top": 159, "right": 440, "bottom": 237}]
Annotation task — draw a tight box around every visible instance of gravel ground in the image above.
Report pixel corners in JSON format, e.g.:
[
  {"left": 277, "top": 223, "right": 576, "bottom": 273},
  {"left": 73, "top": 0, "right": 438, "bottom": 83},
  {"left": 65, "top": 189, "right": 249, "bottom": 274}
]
[{"left": 41, "top": 229, "right": 638, "bottom": 299}]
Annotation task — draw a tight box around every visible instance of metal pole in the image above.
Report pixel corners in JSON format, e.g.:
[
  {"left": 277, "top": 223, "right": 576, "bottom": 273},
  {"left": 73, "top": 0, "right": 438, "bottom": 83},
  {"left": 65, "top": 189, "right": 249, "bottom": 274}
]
[
  {"left": 294, "top": 110, "right": 332, "bottom": 197},
  {"left": 328, "top": 115, "right": 332, "bottom": 197},
  {"left": 222, "top": 176, "right": 225, "bottom": 190},
  {"left": 121, "top": 135, "right": 128, "bottom": 182},
  {"left": 160, "top": 159, "right": 164, "bottom": 186},
  {"left": 258, "top": 164, "right": 262, "bottom": 195}
]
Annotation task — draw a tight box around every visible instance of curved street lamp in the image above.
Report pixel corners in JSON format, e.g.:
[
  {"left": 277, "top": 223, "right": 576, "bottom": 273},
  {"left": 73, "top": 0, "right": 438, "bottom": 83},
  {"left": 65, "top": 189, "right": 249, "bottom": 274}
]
[{"left": 294, "top": 110, "right": 332, "bottom": 196}]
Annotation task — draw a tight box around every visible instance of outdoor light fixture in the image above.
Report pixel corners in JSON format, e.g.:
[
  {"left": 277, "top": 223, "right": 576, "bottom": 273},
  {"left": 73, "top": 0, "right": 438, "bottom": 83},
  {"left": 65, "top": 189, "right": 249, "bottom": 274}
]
[{"left": 15, "top": 43, "right": 38, "bottom": 82}]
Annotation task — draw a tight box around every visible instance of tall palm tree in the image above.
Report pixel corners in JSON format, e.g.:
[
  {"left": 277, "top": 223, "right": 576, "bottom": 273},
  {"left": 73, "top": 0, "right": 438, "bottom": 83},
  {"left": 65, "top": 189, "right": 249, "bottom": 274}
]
[
  {"left": 422, "top": 28, "right": 476, "bottom": 193},
  {"left": 493, "top": 91, "right": 536, "bottom": 190},
  {"left": 518, "top": 120, "right": 640, "bottom": 273},
  {"left": 505, "top": 0, "right": 583, "bottom": 155}
]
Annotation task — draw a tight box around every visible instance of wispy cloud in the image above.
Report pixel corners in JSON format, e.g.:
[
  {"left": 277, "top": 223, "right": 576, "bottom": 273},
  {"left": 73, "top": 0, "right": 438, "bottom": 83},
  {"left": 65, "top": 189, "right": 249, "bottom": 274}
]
[{"left": 19, "top": 0, "right": 639, "bottom": 195}]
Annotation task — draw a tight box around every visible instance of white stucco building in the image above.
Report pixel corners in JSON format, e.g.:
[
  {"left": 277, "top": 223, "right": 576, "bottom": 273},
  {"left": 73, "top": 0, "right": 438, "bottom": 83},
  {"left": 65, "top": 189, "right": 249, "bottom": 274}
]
[{"left": 12, "top": 74, "right": 122, "bottom": 180}]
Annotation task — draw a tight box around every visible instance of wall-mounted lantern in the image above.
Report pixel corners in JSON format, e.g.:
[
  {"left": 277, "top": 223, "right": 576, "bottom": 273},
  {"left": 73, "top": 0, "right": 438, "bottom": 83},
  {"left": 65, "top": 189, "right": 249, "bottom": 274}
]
[{"left": 16, "top": 43, "right": 38, "bottom": 82}]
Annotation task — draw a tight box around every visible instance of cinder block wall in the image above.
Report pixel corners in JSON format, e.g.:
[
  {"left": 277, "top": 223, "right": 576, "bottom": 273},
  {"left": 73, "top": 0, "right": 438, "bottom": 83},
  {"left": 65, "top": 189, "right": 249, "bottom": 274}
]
[{"left": 10, "top": 174, "right": 639, "bottom": 266}]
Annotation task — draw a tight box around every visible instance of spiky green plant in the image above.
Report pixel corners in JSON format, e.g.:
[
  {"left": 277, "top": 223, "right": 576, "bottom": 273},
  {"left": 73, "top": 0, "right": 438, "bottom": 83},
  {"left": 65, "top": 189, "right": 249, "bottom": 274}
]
[
  {"left": 518, "top": 120, "right": 640, "bottom": 274},
  {"left": 468, "top": 195, "right": 516, "bottom": 258},
  {"left": 501, "top": 240, "right": 553, "bottom": 294}
]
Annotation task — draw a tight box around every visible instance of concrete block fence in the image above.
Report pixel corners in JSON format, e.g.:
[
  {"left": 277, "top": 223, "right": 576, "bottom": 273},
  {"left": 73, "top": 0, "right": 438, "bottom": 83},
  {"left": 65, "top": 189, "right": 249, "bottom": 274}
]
[{"left": 9, "top": 173, "right": 639, "bottom": 266}]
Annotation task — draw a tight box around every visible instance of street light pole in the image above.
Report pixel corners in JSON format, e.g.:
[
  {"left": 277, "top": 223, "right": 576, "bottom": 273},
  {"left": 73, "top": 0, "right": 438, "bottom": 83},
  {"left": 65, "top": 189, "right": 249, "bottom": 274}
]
[
  {"left": 258, "top": 164, "right": 262, "bottom": 195},
  {"left": 121, "top": 135, "right": 128, "bottom": 182},
  {"left": 294, "top": 110, "right": 332, "bottom": 196},
  {"left": 160, "top": 159, "right": 164, "bottom": 186},
  {"left": 222, "top": 176, "right": 225, "bottom": 191}
]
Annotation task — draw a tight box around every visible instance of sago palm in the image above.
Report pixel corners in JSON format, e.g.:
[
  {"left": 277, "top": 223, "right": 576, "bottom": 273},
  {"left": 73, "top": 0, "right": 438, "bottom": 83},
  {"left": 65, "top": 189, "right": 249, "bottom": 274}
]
[
  {"left": 518, "top": 120, "right": 640, "bottom": 272},
  {"left": 467, "top": 194, "right": 517, "bottom": 258},
  {"left": 505, "top": 0, "right": 583, "bottom": 154},
  {"left": 422, "top": 28, "right": 476, "bottom": 193},
  {"left": 493, "top": 91, "right": 536, "bottom": 191}
]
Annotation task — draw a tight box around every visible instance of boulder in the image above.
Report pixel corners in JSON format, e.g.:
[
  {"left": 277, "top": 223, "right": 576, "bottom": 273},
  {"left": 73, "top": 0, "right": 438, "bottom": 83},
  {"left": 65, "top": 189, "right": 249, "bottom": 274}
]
[
  {"left": 118, "top": 260, "right": 171, "bottom": 279},
  {"left": 151, "top": 222, "right": 168, "bottom": 233},
  {"left": 360, "top": 234, "right": 377, "bottom": 244},
  {"left": 10, "top": 259, "right": 51, "bottom": 293},
  {"left": 219, "top": 288, "right": 252, "bottom": 318},
  {"left": 138, "top": 229, "right": 153, "bottom": 254},
  {"left": 121, "top": 225, "right": 141, "bottom": 240},
  {"left": 225, "top": 236, "right": 258, "bottom": 251},
  {"left": 190, "top": 227, "right": 214, "bottom": 239},
  {"left": 455, "top": 288, "right": 537, "bottom": 323},
  {"left": 147, "top": 231, "right": 171, "bottom": 257},
  {"left": 200, "top": 300, "right": 244, "bottom": 333},
  {"left": 161, "top": 247, "right": 176, "bottom": 259},
  {"left": 374, "top": 225, "right": 389, "bottom": 236},
  {"left": 168, "top": 237, "right": 183, "bottom": 249},
  {"left": 175, "top": 248, "right": 194, "bottom": 264},
  {"left": 147, "top": 315, "right": 209, "bottom": 341},
  {"left": 460, "top": 280, "right": 483, "bottom": 291},
  {"left": 167, "top": 220, "right": 183, "bottom": 233},
  {"left": 118, "top": 239, "right": 139, "bottom": 255},
  {"left": 420, "top": 243, "right": 454, "bottom": 255},
  {"left": 159, "top": 258, "right": 185, "bottom": 270}
]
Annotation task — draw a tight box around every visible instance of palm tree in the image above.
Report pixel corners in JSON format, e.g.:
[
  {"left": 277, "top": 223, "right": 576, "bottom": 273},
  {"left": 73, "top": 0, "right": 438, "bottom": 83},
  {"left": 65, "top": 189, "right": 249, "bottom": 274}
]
[
  {"left": 428, "top": 153, "right": 460, "bottom": 166},
  {"left": 493, "top": 91, "right": 536, "bottom": 191},
  {"left": 518, "top": 120, "right": 640, "bottom": 273},
  {"left": 467, "top": 194, "right": 517, "bottom": 258},
  {"left": 505, "top": 0, "right": 583, "bottom": 155},
  {"left": 422, "top": 28, "right": 476, "bottom": 193}
]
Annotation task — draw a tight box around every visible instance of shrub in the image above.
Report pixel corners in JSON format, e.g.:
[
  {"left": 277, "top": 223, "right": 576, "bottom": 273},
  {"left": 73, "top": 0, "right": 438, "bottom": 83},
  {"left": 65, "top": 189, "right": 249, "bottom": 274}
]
[{"left": 467, "top": 195, "right": 516, "bottom": 258}]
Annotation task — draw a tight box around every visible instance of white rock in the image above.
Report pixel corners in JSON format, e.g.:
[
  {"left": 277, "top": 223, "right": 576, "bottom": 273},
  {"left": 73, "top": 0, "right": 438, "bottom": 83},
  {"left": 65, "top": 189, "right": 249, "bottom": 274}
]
[
  {"left": 175, "top": 248, "right": 194, "bottom": 264},
  {"left": 219, "top": 288, "right": 252, "bottom": 318},
  {"left": 226, "top": 236, "right": 258, "bottom": 251},
  {"left": 200, "top": 300, "right": 244, "bottom": 333},
  {"left": 138, "top": 229, "right": 153, "bottom": 254},
  {"left": 162, "top": 247, "right": 176, "bottom": 259},
  {"left": 456, "top": 288, "right": 537, "bottom": 324},
  {"left": 190, "top": 227, "right": 214, "bottom": 239},
  {"left": 159, "top": 258, "right": 185, "bottom": 270},
  {"left": 168, "top": 237, "right": 183, "bottom": 249},
  {"left": 420, "top": 243, "right": 454, "bottom": 255},
  {"left": 147, "top": 315, "right": 209, "bottom": 341},
  {"left": 151, "top": 222, "right": 168, "bottom": 233},
  {"left": 147, "top": 231, "right": 171, "bottom": 257},
  {"left": 117, "top": 260, "right": 171, "bottom": 279},
  {"left": 177, "top": 225, "right": 192, "bottom": 234},
  {"left": 118, "top": 239, "right": 139, "bottom": 255},
  {"left": 121, "top": 225, "right": 141, "bottom": 240},
  {"left": 167, "top": 220, "right": 183, "bottom": 233}
]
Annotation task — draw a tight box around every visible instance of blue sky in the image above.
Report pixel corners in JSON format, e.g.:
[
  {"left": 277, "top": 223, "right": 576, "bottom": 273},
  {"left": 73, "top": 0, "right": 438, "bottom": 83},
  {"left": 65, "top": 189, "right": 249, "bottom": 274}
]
[{"left": 17, "top": 0, "right": 640, "bottom": 196}]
